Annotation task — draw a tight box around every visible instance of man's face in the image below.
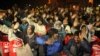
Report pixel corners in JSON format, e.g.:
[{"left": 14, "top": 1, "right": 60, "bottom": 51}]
[
  {"left": 53, "top": 33, "right": 58, "bottom": 39},
  {"left": 74, "top": 36, "right": 79, "bottom": 43},
  {"left": 42, "top": 14, "right": 46, "bottom": 18},
  {"left": 54, "top": 16, "right": 58, "bottom": 21},
  {"left": 27, "top": 26, "right": 33, "bottom": 35},
  {"left": 8, "top": 9, "right": 12, "bottom": 14},
  {"left": 63, "top": 19, "right": 68, "bottom": 25},
  {"left": 49, "top": 19, "right": 53, "bottom": 23},
  {"left": 82, "top": 27, "right": 87, "bottom": 33},
  {"left": 96, "top": 16, "right": 100, "bottom": 22}
]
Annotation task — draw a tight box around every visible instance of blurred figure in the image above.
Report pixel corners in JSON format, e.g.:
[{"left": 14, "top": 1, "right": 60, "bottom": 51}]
[
  {"left": 63, "top": 31, "right": 91, "bottom": 56},
  {"left": 36, "top": 28, "right": 62, "bottom": 56},
  {"left": 24, "top": 15, "right": 47, "bottom": 36},
  {"left": 26, "top": 25, "right": 38, "bottom": 56},
  {"left": 61, "top": 18, "right": 71, "bottom": 35}
]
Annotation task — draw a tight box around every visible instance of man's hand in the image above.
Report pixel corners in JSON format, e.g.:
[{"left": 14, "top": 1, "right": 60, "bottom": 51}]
[
  {"left": 45, "top": 39, "right": 53, "bottom": 45},
  {"left": 79, "top": 33, "right": 84, "bottom": 41}
]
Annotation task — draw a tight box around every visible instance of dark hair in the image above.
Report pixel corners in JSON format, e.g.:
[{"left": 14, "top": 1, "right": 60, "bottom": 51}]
[
  {"left": 11, "top": 18, "right": 22, "bottom": 26},
  {"left": 27, "top": 25, "right": 35, "bottom": 33},
  {"left": 37, "top": 18, "right": 45, "bottom": 24},
  {"left": 74, "top": 30, "right": 80, "bottom": 36},
  {"left": 80, "top": 25, "right": 87, "bottom": 30},
  {"left": 95, "top": 31, "right": 100, "bottom": 38},
  {"left": 47, "top": 28, "right": 58, "bottom": 38},
  {"left": 30, "top": 25, "right": 35, "bottom": 33},
  {"left": 12, "top": 21, "right": 17, "bottom": 25}
]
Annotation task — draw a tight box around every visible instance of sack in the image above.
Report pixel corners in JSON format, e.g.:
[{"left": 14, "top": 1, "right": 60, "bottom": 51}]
[
  {"left": 64, "top": 35, "right": 71, "bottom": 45},
  {"left": 9, "top": 38, "right": 23, "bottom": 56},
  {"left": 92, "top": 44, "right": 100, "bottom": 56},
  {"left": 16, "top": 44, "right": 33, "bottom": 56}
]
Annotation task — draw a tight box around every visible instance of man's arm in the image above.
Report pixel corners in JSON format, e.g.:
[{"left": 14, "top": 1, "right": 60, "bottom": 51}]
[
  {"left": 0, "top": 24, "right": 18, "bottom": 41},
  {"left": 0, "top": 25, "right": 9, "bottom": 34}
]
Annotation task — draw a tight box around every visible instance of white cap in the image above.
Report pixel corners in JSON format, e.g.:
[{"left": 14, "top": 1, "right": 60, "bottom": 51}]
[{"left": 65, "top": 25, "right": 71, "bottom": 33}]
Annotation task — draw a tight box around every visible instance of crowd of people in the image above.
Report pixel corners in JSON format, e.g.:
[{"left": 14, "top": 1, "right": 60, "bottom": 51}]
[{"left": 0, "top": 5, "right": 100, "bottom": 56}]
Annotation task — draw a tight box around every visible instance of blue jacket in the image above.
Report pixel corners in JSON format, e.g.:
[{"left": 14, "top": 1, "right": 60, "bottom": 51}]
[{"left": 36, "top": 36, "right": 62, "bottom": 56}]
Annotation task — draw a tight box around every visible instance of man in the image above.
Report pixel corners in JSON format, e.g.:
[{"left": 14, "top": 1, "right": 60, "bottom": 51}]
[
  {"left": 26, "top": 25, "right": 38, "bottom": 56},
  {"left": 0, "top": 15, "right": 33, "bottom": 56},
  {"left": 63, "top": 31, "right": 91, "bottom": 56},
  {"left": 36, "top": 28, "right": 62, "bottom": 56}
]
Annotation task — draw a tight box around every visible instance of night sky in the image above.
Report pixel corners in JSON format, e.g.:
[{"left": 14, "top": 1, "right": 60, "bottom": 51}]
[
  {"left": 0, "top": 0, "right": 100, "bottom": 9},
  {"left": 0, "top": 0, "right": 48, "bottom": 9},
  {"left": 0, "top": 0, "right": 14, "bottom": 9}
]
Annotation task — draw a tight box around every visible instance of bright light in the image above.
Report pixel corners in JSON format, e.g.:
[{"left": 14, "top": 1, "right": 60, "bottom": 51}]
[
  {"left": 89, "top": 0, "right": 93, "bottom": 4},
  {"left": 29, "top": 4, "right": 31, "bottom": 7},
  {"left": 98, "top": 4, "right": 100, "bottom": 7}
]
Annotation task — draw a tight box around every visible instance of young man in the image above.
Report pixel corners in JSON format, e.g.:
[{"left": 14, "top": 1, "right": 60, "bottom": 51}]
[
  {"left": 26, "top": 25, "right": 38, "bottom": 56},
  {"left": 63, "top": 31, "right": 91, "bottom": 56},
  {"left": 0, "top": 17, "right": 33, "bottom": 56},
  {"left": 24, "top": 14, "right": 47, "bottom": 36},
  {"left": 36, "top": 28, "right": 62, "bottom": 56}
]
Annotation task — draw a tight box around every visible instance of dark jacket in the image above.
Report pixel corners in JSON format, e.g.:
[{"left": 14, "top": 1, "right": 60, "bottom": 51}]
[
  {"left": 26, "top": 34, "right": 38, "bottom": 56},
  {"left": 63, "top": 38, "right": 91, "bottom": 56}
]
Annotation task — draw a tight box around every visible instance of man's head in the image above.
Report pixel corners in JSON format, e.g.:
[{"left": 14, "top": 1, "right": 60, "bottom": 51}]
[
  {"left": 63, "top": 18, "right": 68, "bottom": 25},
  {"left": 80, "top": 25, "right": 87, "bottom": 35},
  {"left": 74, "top": 31, "right": 80, "bottom": 43},
  {"left": 11, "top": 22, "right": 20, "bottom": 30},
  {"left": 27, "top": 25, "right": 35, "bottom": 35},
  {"left": 47, "top": 28, "right": 58, "bottom": 39},
  {"left": 37, "top": 19, "right": 44, "bottom": 25}
]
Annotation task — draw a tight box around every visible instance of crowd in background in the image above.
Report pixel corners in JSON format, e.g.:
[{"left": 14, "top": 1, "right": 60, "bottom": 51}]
[{"left": 0, "top": 5, "right": 100, "bottom": 56}]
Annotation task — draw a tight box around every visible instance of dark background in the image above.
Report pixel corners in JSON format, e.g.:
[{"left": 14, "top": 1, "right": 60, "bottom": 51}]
[
  {"left": 0, "top": 0, "right": 100, "bottom": 9},
  {"left": 0, "top": 0, "right": 48, "bottom": 9}
]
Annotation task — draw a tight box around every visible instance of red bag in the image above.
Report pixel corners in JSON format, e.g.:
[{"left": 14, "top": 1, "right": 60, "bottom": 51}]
[
  {"left": 9, "top": 38, "right": 23, "bottom": 56},
  {"left": 2, "top": 35, "right": 8, "bottom": 41},
  {"left": 2, "top": 42, "right": 9, "bottom": 56},
  {"left": 64, "top": 35, "right": 71, "bottom": 45},
  {"left": 92, "top": 45, "right": 100, "bottom": 56},
  {"left": 92, "top": 36, "right": 100, "bottom": 42}
]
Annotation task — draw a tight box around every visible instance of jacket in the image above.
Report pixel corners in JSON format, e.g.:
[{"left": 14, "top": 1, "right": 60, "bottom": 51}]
[
  {"left": 36, "top": 36, "right": 62, "bottom": 56},
  {"left": 26, "top": 34, "right": 38, "bottom": 56},
  {"left": 63, "top": 38, "right": 91, "bottom": 56}
]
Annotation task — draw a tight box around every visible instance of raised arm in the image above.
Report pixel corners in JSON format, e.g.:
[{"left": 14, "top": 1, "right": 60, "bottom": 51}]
[
  {"left": 0, "top": 24, "right": 10, "bottom": 34},
  {"left": 23, "top": 13, "right": 36, "bottom": 25},
  {"left": 0, "top": 24, "right": 17, "bottom": 41}
]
